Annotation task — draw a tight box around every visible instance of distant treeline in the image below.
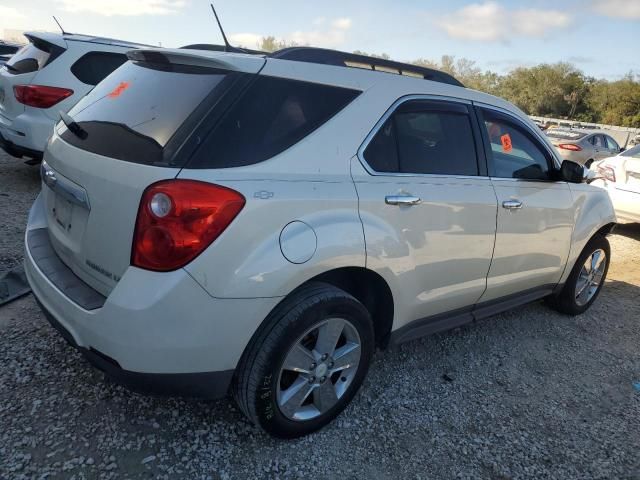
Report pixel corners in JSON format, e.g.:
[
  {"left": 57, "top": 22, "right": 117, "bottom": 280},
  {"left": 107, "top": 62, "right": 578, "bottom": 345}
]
[{"left": 256, "top": 37, "right": 640, "bottom": 128}]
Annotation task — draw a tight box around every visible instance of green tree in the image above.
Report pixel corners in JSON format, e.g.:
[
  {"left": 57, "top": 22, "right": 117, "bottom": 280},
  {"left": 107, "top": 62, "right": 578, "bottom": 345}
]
[{"left": 257, "top": 36, "right": 298, "bottom": 53}]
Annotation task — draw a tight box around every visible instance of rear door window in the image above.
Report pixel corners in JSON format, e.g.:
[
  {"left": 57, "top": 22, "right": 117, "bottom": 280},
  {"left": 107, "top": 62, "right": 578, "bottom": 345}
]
[
  {"left": 187, "top": 76, "right": 360, "bottom": 169},
  {"left": 70, "top": 51, "right": 128, "bottom": 85},
  {"left": 363, "top": 100, "right": 480, "bottom": 176},
  {"left": 62, "top": 60, "right": 237, "bottom": 166}
]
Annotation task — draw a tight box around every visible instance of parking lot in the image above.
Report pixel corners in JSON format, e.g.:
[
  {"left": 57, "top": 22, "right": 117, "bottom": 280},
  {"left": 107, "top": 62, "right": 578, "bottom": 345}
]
[{"left": 1, "top": 150, "right": 639, "bottom": 479}]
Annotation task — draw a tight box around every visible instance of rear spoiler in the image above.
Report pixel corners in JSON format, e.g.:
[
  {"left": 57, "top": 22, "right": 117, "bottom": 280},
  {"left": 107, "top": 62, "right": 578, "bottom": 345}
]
[{"left": 127, "top": 48, "right": 265, "bottom": 74}]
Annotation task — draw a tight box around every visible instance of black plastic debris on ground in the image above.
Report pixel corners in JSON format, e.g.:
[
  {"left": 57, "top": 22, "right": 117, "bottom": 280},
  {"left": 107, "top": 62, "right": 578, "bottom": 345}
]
[{"left": 0, "top": 266, "right": 31, "bottom": 306}]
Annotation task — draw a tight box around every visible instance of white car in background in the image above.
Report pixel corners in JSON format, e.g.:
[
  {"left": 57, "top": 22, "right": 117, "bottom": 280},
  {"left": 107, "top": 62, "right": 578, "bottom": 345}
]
[
  {"left": 0, "top": 32, "right": 148, "bottom": 162},
  {"left": 594, "top": 144, "right": 640, "bottom": 224}
]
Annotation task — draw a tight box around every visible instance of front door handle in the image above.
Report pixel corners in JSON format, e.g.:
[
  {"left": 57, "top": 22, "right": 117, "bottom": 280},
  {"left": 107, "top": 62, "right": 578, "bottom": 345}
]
[
  {"left": 385, "top": 195, "right": 421, "bottom": 206},
  {"left": 502, "top": 199, "right": 523, "bottom": 210}
]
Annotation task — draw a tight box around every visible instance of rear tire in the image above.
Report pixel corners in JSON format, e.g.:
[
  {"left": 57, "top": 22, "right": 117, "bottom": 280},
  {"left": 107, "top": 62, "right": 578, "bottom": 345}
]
[
  {"left": 547, "top": 235, "right": 610, "bottom": 315},
  {"left": 232, "top": 282, "right": 374, "bottom": 438}
]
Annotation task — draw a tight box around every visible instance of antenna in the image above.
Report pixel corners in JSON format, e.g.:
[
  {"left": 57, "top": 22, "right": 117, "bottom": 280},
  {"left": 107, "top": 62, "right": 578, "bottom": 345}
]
[
  {"left": 209, "top": 3, "right": 246, "bottom": 53},
  {"left": 210, "top": 3, "right": 232, "bottom": 51},
  {"left": 52, "top": 16, "right": 67, "bottom": 35}
]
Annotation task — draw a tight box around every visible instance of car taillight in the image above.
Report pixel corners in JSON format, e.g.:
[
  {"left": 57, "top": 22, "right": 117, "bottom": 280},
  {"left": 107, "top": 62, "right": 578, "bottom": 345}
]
[
  {"left": 558, "top": 143, "right": 582, "bottom": 151},
  {"left": 14, "top": 85, "right": 74, "bottom": 108},
  {"left": 132, "top": 180, "right": 245, "bottom": 271},
  {"left": 598, "top": 165, "right": 616, "bottom": 183}
]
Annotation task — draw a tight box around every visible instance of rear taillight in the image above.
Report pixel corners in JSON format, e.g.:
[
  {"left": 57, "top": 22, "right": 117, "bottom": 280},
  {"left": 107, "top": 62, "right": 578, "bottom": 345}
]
[
  {"left": 14, "top": 85, "right": 74, "bottom": 108},
  {"left": 598, "top": 165, "right": 616, "bottom": 183},
  {"left": 558, "top": 143, "right": 582, "bottom": 151},
  {"left": 132, "top": 180, "right": 245, "bottom": 271}
]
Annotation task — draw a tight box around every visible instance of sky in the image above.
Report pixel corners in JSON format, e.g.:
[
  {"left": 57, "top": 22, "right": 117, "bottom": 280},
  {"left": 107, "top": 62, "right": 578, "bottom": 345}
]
[{"left": 1, "top": 0, "right": 639, "bottom": 80}]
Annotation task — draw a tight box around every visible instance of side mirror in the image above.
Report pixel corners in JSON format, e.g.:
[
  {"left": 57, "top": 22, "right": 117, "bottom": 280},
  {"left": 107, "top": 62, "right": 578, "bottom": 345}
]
[
  {"left": 560, "top": 159, "right": 593, "bottom": 183},
  {"left": 560, "top": 160, "right": 583, "bottom": 183},
  {"left": 619, "top": 147, "right": 626, "bottom": 153}
]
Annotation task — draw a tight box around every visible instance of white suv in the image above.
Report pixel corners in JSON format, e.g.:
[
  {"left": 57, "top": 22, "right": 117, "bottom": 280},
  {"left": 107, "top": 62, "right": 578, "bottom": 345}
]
[
  {"left": 24, "top": 47, "right": 616, "bottom": 438},
  {"left": 0, "top": 32, "right": 147, "bottom": 161}
]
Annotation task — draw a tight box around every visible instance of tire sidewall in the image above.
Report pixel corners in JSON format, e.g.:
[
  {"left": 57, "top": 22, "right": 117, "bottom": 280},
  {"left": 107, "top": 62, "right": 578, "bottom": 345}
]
[{"left": 253, "top": 295, "right": 374, "bottom": 438}]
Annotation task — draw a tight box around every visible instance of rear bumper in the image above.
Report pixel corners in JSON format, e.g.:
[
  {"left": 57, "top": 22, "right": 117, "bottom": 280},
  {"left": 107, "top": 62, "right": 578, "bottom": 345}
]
[
  {"left": 0, "top": 130, "right": 43, "bottom": 160},
  {"left": 37, "top": 298, "right": 234, "bottom": 398},
  {"left": 0, "top": 108, "right": 53, "bottom": 156},
  {"left": 24, "top": 193, "right": 280, "bottom": 398}
]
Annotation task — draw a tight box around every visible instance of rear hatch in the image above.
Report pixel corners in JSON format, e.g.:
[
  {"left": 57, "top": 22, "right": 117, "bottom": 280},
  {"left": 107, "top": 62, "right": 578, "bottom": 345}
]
[
  {"left": 41, "top": 49, "right": 265, "bottom": 296},
  {"left": 0, "top": 33, "right": 67, "bottom": 122}
]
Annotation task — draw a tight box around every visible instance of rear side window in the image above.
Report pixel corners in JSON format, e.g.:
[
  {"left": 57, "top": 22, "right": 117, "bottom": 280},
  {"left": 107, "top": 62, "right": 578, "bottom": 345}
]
[
  {"left": 5, "top": 43, "right": 51, "bottom": 75},
  {"left": 363, "top": 100, "right": 479, "bottom": 176},
  {"left": 70, "top": 51, "right": 128, "bottom": 85},
  {"left": 187, "top": 76, "right": 360, "bottom": 168},
  {"left": 63, "top": 60, "right": 234, "bottom": 165}
]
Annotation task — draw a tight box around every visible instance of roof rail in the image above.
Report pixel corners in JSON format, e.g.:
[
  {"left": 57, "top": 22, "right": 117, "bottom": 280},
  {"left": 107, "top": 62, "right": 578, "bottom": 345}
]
[
  {"left": 270, "top": 47, "right": 464, "bottom": 87},
  {"left": 180, "top": 43, "right": 267, "bottom": 55}
]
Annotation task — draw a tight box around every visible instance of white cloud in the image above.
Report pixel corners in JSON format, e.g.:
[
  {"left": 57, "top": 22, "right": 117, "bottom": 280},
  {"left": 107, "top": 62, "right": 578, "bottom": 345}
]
[
  {"left": 0, "top": 6, "right": 25, "bottom": 20},
  {"left": 228, "top": 33, "right": 263, "bottom": 48},
  {"left": 331, "top": 18, "right": 352, "bottom": 30},
  {"left": 55, "top": 0, "right": 186, "bottom": 16},
  {"left": 437, "top": 2, "right": 571, "bottom": 42},
  {"left": 592, "top": 0, "right": 640, "bottom": 19},
  {"left": 229, "top": 16, "right": 353, "bottom": 49}
]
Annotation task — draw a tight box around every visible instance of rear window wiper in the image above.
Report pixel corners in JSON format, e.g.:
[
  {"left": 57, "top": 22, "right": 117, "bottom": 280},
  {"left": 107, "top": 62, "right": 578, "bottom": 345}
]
[{"left": 59, "top": 111, "right": 87, "bottom": 140}]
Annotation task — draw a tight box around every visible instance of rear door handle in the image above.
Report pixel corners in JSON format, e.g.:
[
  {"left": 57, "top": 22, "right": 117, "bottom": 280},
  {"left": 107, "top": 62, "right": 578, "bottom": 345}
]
[
  {"left": 385, "top": 195, "right": 421, "bottom": 206},
  {"left": 502, "top": 199, "right": 523, "bottom": 210}
]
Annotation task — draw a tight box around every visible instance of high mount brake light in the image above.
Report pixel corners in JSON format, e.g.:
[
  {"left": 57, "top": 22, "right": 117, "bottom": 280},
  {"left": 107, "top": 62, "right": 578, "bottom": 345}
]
[
  {"left": 14, "top": 85, "right": 73, "bottom": 108},
  {"left": 557, "top": 143, "right": 582, "bottom": 151},
  {"left": 132, "top": 180, "right": 245, "bottom": 271}
]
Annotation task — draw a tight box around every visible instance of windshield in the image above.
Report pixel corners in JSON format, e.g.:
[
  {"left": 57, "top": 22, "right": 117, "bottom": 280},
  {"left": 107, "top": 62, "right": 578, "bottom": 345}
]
[{"left": 621, "top": 144, "right": 640, "bottom": 158}]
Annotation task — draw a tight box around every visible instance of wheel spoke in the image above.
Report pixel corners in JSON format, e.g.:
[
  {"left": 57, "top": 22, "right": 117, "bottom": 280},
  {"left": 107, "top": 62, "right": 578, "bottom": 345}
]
[
  {"left": 593, "top": 250, "right": 606, "bottom": 272},
  {"left": 314, "top": 318, "right": 345, "bottom": 357},
  {"left": 577, "top": 282, "right": 592, "bottom": 305},
  {"left": 330, "top": 342, "right": 360, "bottom": 373},
  {"left": 282, "top": 344, "right": 315, "bottom": 374},
  {"left": 591, "top": 251, "right": 603, "bottom": 272},
  {"left": 313, "top": 380, "right": 339, "bottom": 413},
  {"left": 575, "top": 275, "right": 590, "bottom": 298},
  {"left": 278, "top": 377, "right": 314, "bottom": 418}
]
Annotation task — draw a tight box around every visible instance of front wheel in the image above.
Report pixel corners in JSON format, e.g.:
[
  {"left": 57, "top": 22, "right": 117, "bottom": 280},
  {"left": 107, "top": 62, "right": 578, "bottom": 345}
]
[
  {"left": 232, "top": 283, "right": 374, "bottom": 438},
  {"left": 548, "top": 235, "right": 610, "bottom": 315}
]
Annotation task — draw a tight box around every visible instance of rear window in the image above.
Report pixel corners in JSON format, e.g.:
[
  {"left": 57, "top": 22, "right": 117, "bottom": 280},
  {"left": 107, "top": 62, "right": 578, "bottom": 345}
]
[
  {"left": 621, "top": 144, "right": 640, "bottom": 158},
  {"left": 4, "top": 43, "right": 51, "bottom": 75},
  {"left": 62, "top": 60, "right": 235, "bottom": 165},
  {"left": 186, "top": 76, "right": 360, "bottom": 169},
  {"left": 4, "top": 37, "right": 64, "bottom": 75},
  {"left": 70, "top": 51, "right": 128, "bottom": 85},
  {"left": 545, "top": 130, "right": 587, "bottom": 140}
]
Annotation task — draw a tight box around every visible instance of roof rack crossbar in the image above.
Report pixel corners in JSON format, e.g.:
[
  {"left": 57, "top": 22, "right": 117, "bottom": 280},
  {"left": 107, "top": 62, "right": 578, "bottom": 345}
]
[{"left": 270, "top": 47, "right": 464, "bottom": 87}]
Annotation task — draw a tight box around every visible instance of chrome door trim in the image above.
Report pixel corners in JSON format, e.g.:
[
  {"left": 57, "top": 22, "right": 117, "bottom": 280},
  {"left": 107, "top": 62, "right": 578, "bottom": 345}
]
[
  {"left": 40, "top": 160, "right": 91, "bottom": 211},
  {"left": 355, "top": 94, "right": 487, "bottom": 180},
  {"left": 385, "top": 195, "right": 422, "bottom": 206},
  {"left": 502, "top": 199, "right": 523, "bottom": 209}
]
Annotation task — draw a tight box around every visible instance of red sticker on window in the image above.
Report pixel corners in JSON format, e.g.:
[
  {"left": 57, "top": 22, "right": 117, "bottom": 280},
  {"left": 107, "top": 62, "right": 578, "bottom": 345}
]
[
  {"left": 500, "top": 133, "right": 513, "bottom": 153},
  {"left": 108, "top": 81, "right": 130, "bottom": 98}
]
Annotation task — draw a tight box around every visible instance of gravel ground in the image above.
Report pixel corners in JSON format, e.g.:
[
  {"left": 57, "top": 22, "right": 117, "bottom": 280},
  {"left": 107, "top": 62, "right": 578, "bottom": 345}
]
[{"left": 1, "top": 150, "right": 639, "bottom": 479}]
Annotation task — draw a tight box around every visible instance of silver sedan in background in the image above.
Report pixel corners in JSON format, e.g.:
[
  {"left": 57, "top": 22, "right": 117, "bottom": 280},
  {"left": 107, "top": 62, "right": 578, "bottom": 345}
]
[{"left": 546, "top": 129, "right": 623, "bottom": 167}]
